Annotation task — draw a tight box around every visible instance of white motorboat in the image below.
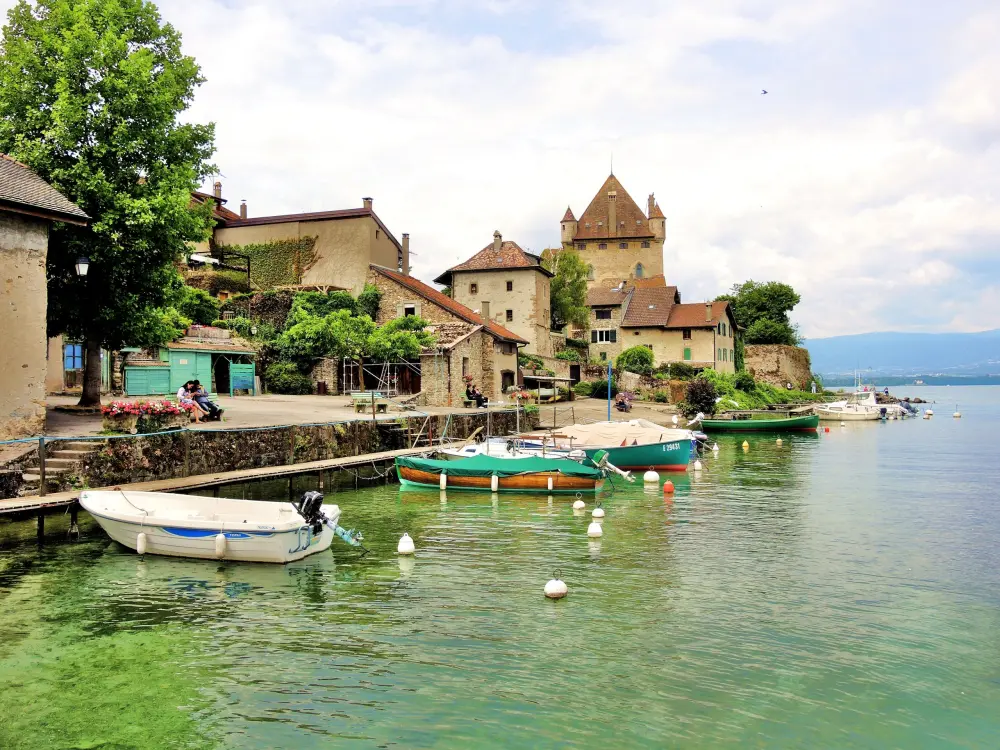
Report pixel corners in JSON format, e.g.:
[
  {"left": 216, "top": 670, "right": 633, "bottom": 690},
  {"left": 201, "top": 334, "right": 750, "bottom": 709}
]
[
  {"left": 816, "top": 390, "right": 890, "bottom": 421},
  {"left": 80, "top": 489, "right": 358, "bottom": 563}
]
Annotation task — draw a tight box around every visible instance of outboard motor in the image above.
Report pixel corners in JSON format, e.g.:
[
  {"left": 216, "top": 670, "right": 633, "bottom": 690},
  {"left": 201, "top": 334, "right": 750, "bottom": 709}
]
[{"left": 294, "top": 491, "right": 325, "bottom": 535}]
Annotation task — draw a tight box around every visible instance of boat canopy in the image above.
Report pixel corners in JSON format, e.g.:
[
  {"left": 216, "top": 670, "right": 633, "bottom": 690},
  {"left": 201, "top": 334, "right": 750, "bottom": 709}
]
[
  {"left": 543, "top": 420, "right": 692, "bottom": 447},
  {"left": 397, "top": 455, "right": 603, "bottom": 479}
]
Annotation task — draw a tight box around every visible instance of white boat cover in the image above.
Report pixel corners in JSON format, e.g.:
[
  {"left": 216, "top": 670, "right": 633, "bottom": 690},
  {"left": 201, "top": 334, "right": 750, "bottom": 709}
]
[{"left": 530, "top": 420, "right": 693, "bottom": 448}]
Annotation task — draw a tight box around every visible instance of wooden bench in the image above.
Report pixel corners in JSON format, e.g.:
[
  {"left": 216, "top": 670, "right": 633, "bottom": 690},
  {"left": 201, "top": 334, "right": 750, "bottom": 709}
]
[{"left": 352, "top": 392, "right": 389, "bottom": 413}]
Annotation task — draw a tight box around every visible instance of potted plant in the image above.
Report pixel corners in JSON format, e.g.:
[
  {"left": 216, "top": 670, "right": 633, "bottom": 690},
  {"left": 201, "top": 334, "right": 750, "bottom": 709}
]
[{"left": 101, "top": 400, "right": 141, "bottom": 433}]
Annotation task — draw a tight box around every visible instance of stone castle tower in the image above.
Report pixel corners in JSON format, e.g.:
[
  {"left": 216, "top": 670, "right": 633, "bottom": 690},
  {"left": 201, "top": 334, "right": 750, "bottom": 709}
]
[{"left": 560, "top": 174, "right": 665, "bottom": 287}]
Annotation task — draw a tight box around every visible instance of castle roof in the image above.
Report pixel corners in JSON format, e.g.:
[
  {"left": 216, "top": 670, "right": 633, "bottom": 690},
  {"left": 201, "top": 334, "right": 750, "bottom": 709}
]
[
  {"left": 574, "top": 174, "right": 653, "bottom": 240},
  {"left": 561, "top": 206, "right": 576, "bottom": 222},
  {"left": 433, "top": 238, "right": 553, "bottom": 285}
]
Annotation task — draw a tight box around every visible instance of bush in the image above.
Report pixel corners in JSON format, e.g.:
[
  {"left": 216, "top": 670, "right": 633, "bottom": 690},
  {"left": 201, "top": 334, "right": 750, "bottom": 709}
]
[
  {"left": 589, "top": 378, "right": 619, "bottom": 399},
  {"left": 264, "top": 362, "right": 313, "bottom": 395},
  {"left": 744, "top": 319, "right": 799, "bottom": 345},
  {"left": 356, "top": 284, "right": 382, "bottom": 321},
  {"left": 565, "top": 337, "right": 588, "bottom": 350},
  {"left": 176, "top": 286, "right": 221, "bottom": 325},
  {"left": 573, "top": 381, "right": 595, "bottom": 397},
  {"left": 518, "top": 352, "right": 546, "bottom": 370},
  {"left": 654, "top": 361, "right": 696, "bottom": 380},
  {"left": 653, "top": 390, "right": 669, "bottom": 403},
  {"left": 555, "top": 349, "right": 583, "bottom": 362},
  {"left": 683, "top": 377, "right": 718, "bottom": 416},
  {"left": 184, "top": 269, "right": 251, "bottom": 296},
  {"left": 616, "top": 346, "right": 654, "bottom": 374},
  {"left": 733, "top": 370, "right": 756, "bottom": 391},
  {"left": 223, "top": 317, "right": 253, "bottom": 338},
  {"left": 698, "top": 368, "right": 824, "bottom": 410}
]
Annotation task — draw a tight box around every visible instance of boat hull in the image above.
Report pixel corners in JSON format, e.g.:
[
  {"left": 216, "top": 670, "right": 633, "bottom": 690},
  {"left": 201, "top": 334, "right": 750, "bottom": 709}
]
[
  {"left": 816, "top": 409, "right": 881, "bottom": 421},
  {"left": 81, "top": 492, "right": 335, "bottom": 563},
  {"left": 583, "top": 439, "right": 692, "bottom": 471},
  {"left": 701, "top": 415, "right": 819, "bottom": 432},
  {"left": 397, "top": 465, "right": 604, "bottom": 493}
]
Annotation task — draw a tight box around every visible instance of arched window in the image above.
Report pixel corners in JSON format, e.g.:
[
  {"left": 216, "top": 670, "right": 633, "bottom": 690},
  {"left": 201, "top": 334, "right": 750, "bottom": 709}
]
[{"left": 634, "top": 263, "right": 644, "bottom": 279}]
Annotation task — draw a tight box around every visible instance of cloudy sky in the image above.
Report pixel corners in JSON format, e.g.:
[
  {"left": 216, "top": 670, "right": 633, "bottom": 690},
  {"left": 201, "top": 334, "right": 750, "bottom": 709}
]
[{"left": 7, "top": 0, "right": 999, "bottom": 338}]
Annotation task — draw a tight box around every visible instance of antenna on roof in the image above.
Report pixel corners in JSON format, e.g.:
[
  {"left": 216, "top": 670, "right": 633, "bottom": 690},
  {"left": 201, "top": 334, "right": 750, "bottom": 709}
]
[{"left": 610, "top": 151, "right": 613, "bottom": 176}]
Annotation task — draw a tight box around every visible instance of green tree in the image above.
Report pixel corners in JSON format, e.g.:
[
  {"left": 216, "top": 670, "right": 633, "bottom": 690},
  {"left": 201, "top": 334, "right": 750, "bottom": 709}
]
[
  {"left": 744, "top": 318, "right": 798, "bottom": 346},
  {"left": 540, "top": 248, "right": 591, "bottom": 331},
  {"left": 175, "top": 286, "right": 220, "bottom": 326},
  {"left": 715, "top": 280, "right": 801, "bottom": 348},
  {"left": 616, "top": 345, "right": 654, "bottom": 374},
  {"left": 0, "top": 0, "right": 215, "bottom": 405}
]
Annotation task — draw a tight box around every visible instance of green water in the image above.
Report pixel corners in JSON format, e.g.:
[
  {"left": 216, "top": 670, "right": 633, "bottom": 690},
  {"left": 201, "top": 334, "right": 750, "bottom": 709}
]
[{"left": 2, "top": 386, "right": 999, "bottom": 748}]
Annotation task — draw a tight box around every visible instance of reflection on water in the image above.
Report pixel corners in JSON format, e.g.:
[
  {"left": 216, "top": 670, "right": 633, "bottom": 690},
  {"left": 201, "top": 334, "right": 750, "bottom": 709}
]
[{"left": 1, "top": 386, "right": 1000, "bottom": 748}]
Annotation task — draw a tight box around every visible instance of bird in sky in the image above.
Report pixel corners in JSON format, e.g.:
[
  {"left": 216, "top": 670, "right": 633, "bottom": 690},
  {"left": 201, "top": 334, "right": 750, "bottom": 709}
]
[{"left": 761, "top": 89, "right": 768, "bottom": 95}]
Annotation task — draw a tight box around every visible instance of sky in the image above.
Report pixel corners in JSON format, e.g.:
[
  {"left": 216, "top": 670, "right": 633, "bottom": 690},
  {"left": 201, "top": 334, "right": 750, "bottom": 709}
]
[{"left": 4, "top": 0, "right": 999, "bottom": 338}]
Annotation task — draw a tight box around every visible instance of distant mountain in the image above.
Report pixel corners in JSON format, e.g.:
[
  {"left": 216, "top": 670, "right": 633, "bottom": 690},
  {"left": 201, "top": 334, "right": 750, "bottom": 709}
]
[{"left": 804, "top": 329, "right": 1000, "bottom": 378}]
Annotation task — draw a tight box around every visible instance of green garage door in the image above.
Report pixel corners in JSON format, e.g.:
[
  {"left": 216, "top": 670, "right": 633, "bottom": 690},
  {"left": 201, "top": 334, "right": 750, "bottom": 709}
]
[
  {"left": 124, "top": 367, "right": 171, "bottom": 396},
  {"left": 169, "top": 351, "right": 213, "bottom": 394}
]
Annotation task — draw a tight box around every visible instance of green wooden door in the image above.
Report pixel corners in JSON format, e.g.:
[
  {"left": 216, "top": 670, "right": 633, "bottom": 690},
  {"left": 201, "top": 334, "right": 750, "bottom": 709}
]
[
  {"left": 169, "top": 351, "right": 213, "bottom": 393},
  {"left": 124, "top": 367, "right": 171, "bottom": 396}
]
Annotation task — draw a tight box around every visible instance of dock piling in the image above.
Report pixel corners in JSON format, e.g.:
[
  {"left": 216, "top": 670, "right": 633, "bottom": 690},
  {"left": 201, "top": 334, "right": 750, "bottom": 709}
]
[{"left": 38, "top": 438, "right": 47, "bottom": 497}]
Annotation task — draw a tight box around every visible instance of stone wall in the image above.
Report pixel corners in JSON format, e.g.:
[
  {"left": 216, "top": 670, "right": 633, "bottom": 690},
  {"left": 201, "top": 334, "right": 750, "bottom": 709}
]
[
  {"left": 0, "top": 213, "right": 49, "bottom": 439},
  {"left": 744, "top": 345, "right": 813, "bottom": 389}
]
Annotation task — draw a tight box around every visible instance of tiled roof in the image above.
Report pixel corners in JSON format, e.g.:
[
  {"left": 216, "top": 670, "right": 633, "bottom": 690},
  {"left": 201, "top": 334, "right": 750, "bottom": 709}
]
[
  {"left": 219, "top": 206, "right": 402, "bottom": 251},
  {"left": 574, "top": 174, "right": 653, "bottom": 240},
  {"left": 586, "top": 286, "right": 631, "bottom": 307},
  {"left": 664, "top": 301, "right": 733, "bottom": 329},
  {"left": 621, "top": 283, "right": 680, "bottom": 327},
  {"left": 436, "top": 240, "right": 553, "bottom": 283},
  {"left": 370, "top": 265, "right": 528, "bottom": 344},
  {"left": 165, "top": 339, "right": 256, "bottom": 353},
  {"left": 561, "top": 206, "right": 576, "bottom": 222},
  {"left": 191, "top": 190, "right": 242, "bottom": 222},
  {"left": 426, "top": 322, "right": 478, "bottom": 349},
  {"left": 632, "top": 274, "right": 669, "bottom": 289},
  {"left": 0, "top": 154, "right": 89, "bottom": 224},
  {"left": 649, "top": 201, "right": 665, "bottom": 219}
]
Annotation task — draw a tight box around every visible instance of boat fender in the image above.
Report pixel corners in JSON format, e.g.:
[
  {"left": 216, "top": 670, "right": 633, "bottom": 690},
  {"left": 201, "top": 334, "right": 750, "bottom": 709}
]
[
  {"left": 643, "top": 470, "right": 659, "bottom": 484},
  {"left": 491, "top": 474, "right": 499, "bottom": 492},
  {"left": 547, "top": 476, "right": 553, "bottom": 491},
  {"left": 397, "top": 533, "right": 415, "bottom": 555},
  {"left": 587, "top": 521, "right": 603, "bottom": 538},
  {"left": 136, "top": 531, "right": 147, "bottom": 556},
  {"left": 215, "top": 533, "right": 227, "bottom": 559},
  {"left": 592, "top": 503, "right": 605, "bottom": 519},
  {"left": 440, "top": 472, "right": 447, "bottom": 490},
  {"left": 544, "top": 577, "right": 568, "bottom": 599}
]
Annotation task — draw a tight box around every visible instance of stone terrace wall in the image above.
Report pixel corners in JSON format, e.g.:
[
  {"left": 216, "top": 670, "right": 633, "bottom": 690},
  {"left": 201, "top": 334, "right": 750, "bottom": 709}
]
[{"left": 744, "top": 345, "right": 812, "bottom": 389}]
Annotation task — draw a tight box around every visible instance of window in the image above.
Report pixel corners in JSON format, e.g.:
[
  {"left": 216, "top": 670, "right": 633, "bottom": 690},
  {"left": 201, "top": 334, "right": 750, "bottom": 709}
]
[
  {"left": 635, "top": 263, "right": 644, "bottom": 279},
  {"left": 64, "top": 343, "right": 83, "bottom": 370},
  {"left": 683, "top": 347, "right": 692, "bottom": 361},
  {"left": 619, "top": 242, "right": 628, "bottom": 249},
  {"left": 470, "top": 283, "right": 478, "bottom": 295},
  {"left": 598, "top": 243, "right": 607, "bottom": 250},
  {"left": 403, "top": 304, "right": 416, "bottom": 317},
  {"left": 506, "top": 309, "right": 513, "bottom": 322},
  {"left": 376, "top": 230, "right": 380, "bottom": 239},
  {"left": 682, "top": 328, "right": 691, "bottom": 340},
  {"left": 506, "top": 280, "right": 513, "bottom": 292},
  {"left": 718, "top": 348, "right": 722, "bottom": 361},
  {"left": 730, "top": 349, "right": 734, "bottom": 362},
  {"left": 600, "top": 352, "right": 607, "bottom": 361},
  {"left": 595, "top": 309, "right": 612, "bottom": 320},
  {"left": 641, "top": 241, "right": 650, "bottom": 248},
  {"left": 576, "top": 242, "right": 586, "bottom": 250},
  {"left": 587, "top": 268, "right": 595, "bottom": 281},
  {"left": 591, "top": 329, "right": 617, "bottom": 343},
  {"left": 462, "top": 357, "right": 470, "bottom": 376}
]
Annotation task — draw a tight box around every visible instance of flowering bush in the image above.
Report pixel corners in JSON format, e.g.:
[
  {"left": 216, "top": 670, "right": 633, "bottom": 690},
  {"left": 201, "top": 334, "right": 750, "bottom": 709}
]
[
  {"left": 102, "top": 400, "right": 188, "bottom": 417},
  {"left": 102, "top": 401, "right": 142, "bottom": 417}
]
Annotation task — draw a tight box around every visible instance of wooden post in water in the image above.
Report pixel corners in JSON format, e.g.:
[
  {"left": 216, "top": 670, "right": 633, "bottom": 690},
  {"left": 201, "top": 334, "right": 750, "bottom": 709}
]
[
  {"left": 68, "top": 503, "right": 80, "bottom": 540},
  {"left": 38, "top": 437, "right": 46, "bottom": 497},
  {"left": 36, "top": 511, "right": 44, "bottom": 542}
]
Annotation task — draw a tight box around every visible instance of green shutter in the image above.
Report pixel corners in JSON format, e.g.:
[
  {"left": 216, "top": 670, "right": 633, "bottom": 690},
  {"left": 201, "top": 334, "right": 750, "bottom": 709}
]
[{"left": 683, "top": 347, "right": 691, "bottom": 361}]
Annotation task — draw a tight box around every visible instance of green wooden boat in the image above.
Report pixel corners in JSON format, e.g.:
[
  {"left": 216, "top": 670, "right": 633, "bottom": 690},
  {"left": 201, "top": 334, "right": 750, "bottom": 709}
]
[{"left": 700, "top": 414, "right": 819, "bottom": 432}]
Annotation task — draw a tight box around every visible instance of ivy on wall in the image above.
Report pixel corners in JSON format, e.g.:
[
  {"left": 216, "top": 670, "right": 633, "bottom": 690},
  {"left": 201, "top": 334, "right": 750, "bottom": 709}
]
[
  {"left": 184, "top": 269, "right": 251, "bottom": 295},
  {"left": 213, "top": 236, "right": 318, "bottom": 290}
]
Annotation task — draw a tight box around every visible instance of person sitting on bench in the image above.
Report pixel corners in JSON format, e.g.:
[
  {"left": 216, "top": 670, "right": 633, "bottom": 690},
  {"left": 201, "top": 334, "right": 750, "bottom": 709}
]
[
  {"left": 466, "top": 384, "right": 487, "bottom": 409},
  {"left": 191, "top": 380, "right": 223, "bottom": 421}
]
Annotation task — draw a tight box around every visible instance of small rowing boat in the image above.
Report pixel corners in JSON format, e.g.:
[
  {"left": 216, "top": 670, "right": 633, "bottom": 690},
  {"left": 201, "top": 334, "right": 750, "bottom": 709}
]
[
  {"left": 395, "top": 454, "right": 605, "bottom": 493},
  {"left": 80, "top": 489, "right": 364, "bottom": 563},
  {"left": 700, "top": 414, "right": 819, "bottom": 432}
]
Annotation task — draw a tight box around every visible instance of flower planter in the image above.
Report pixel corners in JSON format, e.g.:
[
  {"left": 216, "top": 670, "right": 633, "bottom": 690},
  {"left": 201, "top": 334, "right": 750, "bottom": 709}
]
[{"left": 102, "top": 414, "right": 139, "bottom": 434}]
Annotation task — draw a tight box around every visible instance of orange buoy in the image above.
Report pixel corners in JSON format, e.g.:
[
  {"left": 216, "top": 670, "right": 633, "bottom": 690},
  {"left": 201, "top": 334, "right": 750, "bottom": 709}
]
[
  {"left": 824, "top": 427, "right": 830, "bottom": 433},
  {"left": 663, "top": 480, "right": 675, "bottom": 494}
]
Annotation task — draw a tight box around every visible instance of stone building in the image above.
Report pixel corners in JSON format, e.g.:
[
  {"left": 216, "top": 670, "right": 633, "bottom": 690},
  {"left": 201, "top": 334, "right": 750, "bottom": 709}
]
[
  {"left": 581, "top": 276, "right": 738, "bottom": 373},
  {"left": 0, "top": 155, "right": 88, "bottom": 438},
  {"left": 560, "top": 173, "right": 665, "bottom": 287},
  {"left": 434, "top": 231, "right": 554, "bottom": 357},
  {"left": 197, "top": 182, "right": 410, "bottom": 295},
  {"left": 367, "top": 265, "right": 526, "bottom": 405}
]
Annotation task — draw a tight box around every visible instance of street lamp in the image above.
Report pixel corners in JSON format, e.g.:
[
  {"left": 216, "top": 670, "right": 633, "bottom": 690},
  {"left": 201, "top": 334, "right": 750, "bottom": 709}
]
[{"left": 75, "top": 257, "right": 90, "bottom": 277}]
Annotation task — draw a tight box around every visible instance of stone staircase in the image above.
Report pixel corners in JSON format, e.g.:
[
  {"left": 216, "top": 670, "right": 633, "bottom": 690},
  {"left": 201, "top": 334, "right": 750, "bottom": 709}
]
[{"left": 21, "top": 441, "right": 97, "bottom": 495}]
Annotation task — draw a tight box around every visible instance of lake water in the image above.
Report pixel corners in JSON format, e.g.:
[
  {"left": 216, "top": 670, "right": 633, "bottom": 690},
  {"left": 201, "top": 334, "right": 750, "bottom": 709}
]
[{"left": 2, "top": 386, "right": 999, "bottom": 748}]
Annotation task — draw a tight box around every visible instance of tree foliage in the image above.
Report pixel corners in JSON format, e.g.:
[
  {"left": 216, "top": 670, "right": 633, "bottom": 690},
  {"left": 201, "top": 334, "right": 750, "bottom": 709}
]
[
  {"left": 616, "top": 346, "right": 654, "bottom": 374},
  {"left": 716, "top": 280, "right": 801, "bottom": 347},
  {"left": 744, "top": 318, "right": 799, "bottom": 346},
  {"left": 356, "top": 284, "right": 382, "bottom": 320},
  {"left": 0, "top": 0, "right": 216, "bottom": 403},
  {"left": 175, "top": 286, "right": 220, "bottom": 326},
  {"left": 541, "top": 248, "right": 591, "bottom": 331},
  {"left": 682, "top": 377, "right": 718, "bottom": 417}
]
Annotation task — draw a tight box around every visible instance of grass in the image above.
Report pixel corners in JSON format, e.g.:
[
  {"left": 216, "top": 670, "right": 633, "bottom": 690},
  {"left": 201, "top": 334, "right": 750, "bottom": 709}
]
[{"left": 700, "top": 370, "right": 825, "bottom": 411}]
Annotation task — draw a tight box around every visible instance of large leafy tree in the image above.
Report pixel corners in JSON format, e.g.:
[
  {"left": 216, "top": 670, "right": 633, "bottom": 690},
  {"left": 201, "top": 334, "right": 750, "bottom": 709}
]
[
  {"left": 716, "top": 280, "right": 801, "bottom": 346},
  {"left": 0, "top": 0, "right": 215, "bottom": 405},
  {"left": 540, "top": 247, "right": 591, "bottom": 332}
]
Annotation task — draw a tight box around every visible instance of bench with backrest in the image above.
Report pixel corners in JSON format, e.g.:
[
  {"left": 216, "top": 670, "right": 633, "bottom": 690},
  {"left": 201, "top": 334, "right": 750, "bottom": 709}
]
[{"left": 351, "top": 392, "right": 389, "bottom": 413}]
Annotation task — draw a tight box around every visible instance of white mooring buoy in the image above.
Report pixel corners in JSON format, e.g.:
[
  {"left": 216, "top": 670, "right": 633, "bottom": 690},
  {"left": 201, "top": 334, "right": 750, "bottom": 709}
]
[
  {"left": 214, "top": 533, "right": 227, "bottom": 559},
  {"left": 544, "top": 577, "right": 568, "bottom": 599},
  {"left": 572, "top": 499, "right": 586, "bottom": 510},
  {"left": 592, "top": 504, "right": 605, "bottom": 519},
  {"left": 672, "top": 415, "right": 679, "bottom": 425},
  {"left": 840, "top": 421, "right": 846, "bottom": 427},
  {"left": 643, "top": 469, "right": 659, "bottom": 484},
  {"left": 926, "top": 409, "right": 934, "bottom": 417},
  {"left": 397, "top": 533, "right": 415, "bottom": 555},
  {"left": 742, "top": 440, "right": 750, "bottom": 450},
  {"left": 136, "top": 531, "right": 147, "bottom": 556},
  {"left": 587, "top": 521, "right": 603, "bottom": 538},
  {"left": 712, "top": 443, "right": 719, "bottom": 452},
  {"left": 694, "top": 460, "right": 703, "bottom": 471},
  {"left": 953, "top": 411, "right": 962, "bottom": 418},
  {"left": 776, "top": 438, "right": 783, "bottom": 446}
]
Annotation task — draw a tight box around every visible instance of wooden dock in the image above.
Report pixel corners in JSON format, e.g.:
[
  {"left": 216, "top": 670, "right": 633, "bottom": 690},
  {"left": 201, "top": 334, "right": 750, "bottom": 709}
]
[{"left": 0, "top": 443, "right": 445, "bottom": 519}]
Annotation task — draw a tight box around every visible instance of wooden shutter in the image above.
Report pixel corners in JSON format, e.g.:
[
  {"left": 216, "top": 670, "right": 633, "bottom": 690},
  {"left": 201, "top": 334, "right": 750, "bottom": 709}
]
[
  {"left": 610, "top": 330, "right": 617, "bottom": 343},
  {"left": 591, "top": 330, "right": 598, "bottom": 343}
]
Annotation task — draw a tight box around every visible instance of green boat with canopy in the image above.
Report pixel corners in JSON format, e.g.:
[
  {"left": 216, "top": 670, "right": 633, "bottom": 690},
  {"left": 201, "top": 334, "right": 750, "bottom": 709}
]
[
  {"left": 395, "top": 454, "right": 606, "bottom": 493},
  {"left": 699, "top": 413, "right": 819, "bottom": 432}
]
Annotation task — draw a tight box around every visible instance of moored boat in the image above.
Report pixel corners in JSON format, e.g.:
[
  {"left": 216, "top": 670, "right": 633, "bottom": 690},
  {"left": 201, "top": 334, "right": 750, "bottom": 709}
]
[
  {"left": 80, "top": 489, "right": 362, "bottom": 563},
  {"left": 700, "top": 414, "right": 819, "bottom": 432},
  {"left": 521, "top": 420, "right": 694, "bottom": 471},
  {"left": 395, "top": 454, "right": 606, "bottom": 492}
]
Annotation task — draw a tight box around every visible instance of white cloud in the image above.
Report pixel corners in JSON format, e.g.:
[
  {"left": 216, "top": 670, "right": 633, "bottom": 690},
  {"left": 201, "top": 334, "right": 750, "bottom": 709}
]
[{"left": 2, "top": 0, "right": 998, "bottom": 337}]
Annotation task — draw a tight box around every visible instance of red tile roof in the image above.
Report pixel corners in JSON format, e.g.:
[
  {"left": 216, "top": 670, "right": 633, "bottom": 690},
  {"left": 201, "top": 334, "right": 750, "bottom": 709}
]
[
  {"left": 561, "top": 206, "right": 576, "bottom": 222},
  {"left": 434, "top": 238, "right": 553, "bottom": 285},
  {"left": 575, "top": 174, "right": 653, "bottom": 240},
  {"left": 218, "top": 206, "right": 402, "bottom": 251},
  {"left": 190, "top": 190, "right": 242, "bottom": 222},
  {"left": 370, "top": 265, "right": 528, "bottom": 344},
  {"left": 621, "top": 284, "right": 680, "bottom": 327},
  {"left": 664, "top": 301, "right": 734, "bottom": 329},
  {"left": 649, "top": 201, "right": 665, "bottom": 219},
  {"left": 586, "top": 286, "right": 631, "bottom": 307}
]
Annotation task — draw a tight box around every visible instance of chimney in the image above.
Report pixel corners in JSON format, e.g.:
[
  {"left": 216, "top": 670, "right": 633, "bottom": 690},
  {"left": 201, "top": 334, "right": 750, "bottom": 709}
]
[
  {"left": 213, "top": 181, "right": 222, "bottom": 199},
  {"left": 239, "top": 200, "right": 247, "bottom": 220},
  {"left": 401, "top": 233, "right": 410, "bottom": 274},
  {"left": 648, "top": 193, "right": 655, "bottom": 216},
  {"left": 705, "top": 302, "right": 713, "bottom": 322},
  {"left": 362, "top": 196, "right": 373, "bottom": 210},
  {"left": 493, "top": 230, "right": 502, "bottom": 253}
]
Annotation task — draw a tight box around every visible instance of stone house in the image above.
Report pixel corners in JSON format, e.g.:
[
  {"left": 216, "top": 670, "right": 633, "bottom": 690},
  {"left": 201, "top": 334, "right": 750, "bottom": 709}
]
[
  {"left": 0, "top": 154, "right": 89, "bottom": 438},
  {"left": 434, "top": 231, "right": 554, "bottom": 357},
  {"left": 196, "top": 182, "right": 410, "bottom": 295},
  {"left": 367, "top": 265, "right": 526, "bottom": 405},
  {"left": 581, "top": 276, "right": 738, "bottom": 373},
  {"left": 560, "top": 173, "right": 666, "bottom": 287}
]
